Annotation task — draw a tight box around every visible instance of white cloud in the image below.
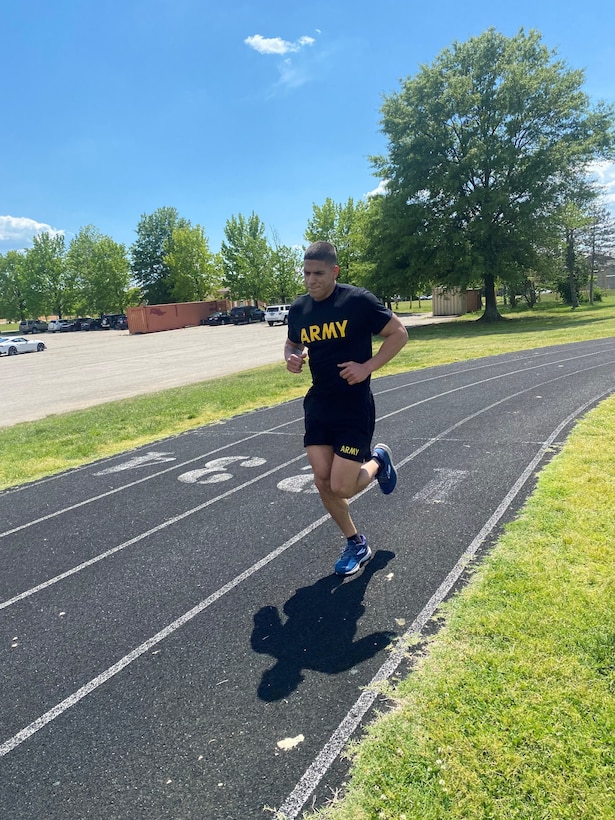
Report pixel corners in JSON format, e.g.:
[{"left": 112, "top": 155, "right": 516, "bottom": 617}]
[
  {"left": 244, "top": 32, "right": 318, "bottom": 90},
  {"left": 588, "top": 160, "right": 615, "bottom": 214},
  {"left": 366, "top": 180, "right": 389, "bottom": 198},
  {"left": 0, "top": 215, "right": 64, "bottom": 249},
  {"left": 365, "top": 165, "right": 615, "bottom": 212},
  {"left": 245, "top": 34, "right": 315, "bottom": 56}
]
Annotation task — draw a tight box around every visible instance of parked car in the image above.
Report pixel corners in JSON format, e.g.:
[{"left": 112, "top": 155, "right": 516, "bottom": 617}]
[
  {"left": 18, "top": 319, "right": 48, "bottom": 334},
  {"left": 0, "top": 336, "right": 46, "bottom": 356},
  {"left": 203, "top": 311, "right": 232, "bottom": 326},
  {"left": 48, "top": 320, "right": 71, "bottom": 333},
  {"left": 55, "top": 318, "right": 91, "bottom": 332},
  {"left": 264, "top": 305, "right": 291, "bottom": 326},
  {"left": 101, "top": 314, "right": 128, "bottom": 330},
  {"left": 229, "top": 306, "right": 265, "bottom": 324},
  {"left": 81, "top": 317, "right": 102, "bottom": 330}
]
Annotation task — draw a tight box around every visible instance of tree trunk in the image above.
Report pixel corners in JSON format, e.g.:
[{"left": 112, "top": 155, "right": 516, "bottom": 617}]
[
  {"left": 566, "top": 228, "right": 579, "bottom": 309},
  {"left": 589, "top": 230, "right": 596, "bottom": 305},
  {"left": 477, "top": 273, "right": 504, "bottom": 321}
]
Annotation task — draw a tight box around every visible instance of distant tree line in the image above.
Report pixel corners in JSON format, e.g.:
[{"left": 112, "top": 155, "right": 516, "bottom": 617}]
[{"left": 2, "top": 28, "right": 614, "bottom": 323}]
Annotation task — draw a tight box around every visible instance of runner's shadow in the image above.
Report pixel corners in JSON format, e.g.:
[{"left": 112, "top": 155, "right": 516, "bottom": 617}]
[{"left": 251, "top": 550, "right": 396, "bottom": 701}]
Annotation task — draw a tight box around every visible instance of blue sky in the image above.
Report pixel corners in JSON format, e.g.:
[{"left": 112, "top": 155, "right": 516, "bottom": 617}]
[{"left": 2, "top": 0, "right": 614, "bottom": 256}]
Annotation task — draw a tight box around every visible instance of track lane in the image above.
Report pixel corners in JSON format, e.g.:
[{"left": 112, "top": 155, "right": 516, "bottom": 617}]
[
  {"left": 2, "top": 340, "right": 612, "bottom": 540},
  {"left": 1, "top": 339, "right": 615, "bottom": 818},
  {"left": 2, "top": 348, "right": 610, "bottom": 610}
]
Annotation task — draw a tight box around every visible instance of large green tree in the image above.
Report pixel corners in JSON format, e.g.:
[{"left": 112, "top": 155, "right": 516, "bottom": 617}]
[
  {"left": 221, "top": 212, "right": 271, "bottom": 304},
  {"left": 361, "top": 193, "right": 437, "bottom": 302},
  {"left": 268, "top": 232, "right": 303, "bottom": 303},
  {"left": 0, "top": 251, "right": 28, "bottom": 320},
  {"left": 23, "top": 232, "right": 73, "bottom": 318},
  {"left": 305, "top": 197, "right": 368, "bottom": 284},
  {"left": 164, "top": 224, "right": 222, "bottom": 302},
  {"left": 538, "top": 189, "right": 615, "bottom": 308},
  {"left": 131, "top": 207, "right": 189, "bottom": 305},
  {"left": 67, "top": 225, "right": 130, "bottom": 315},
  {"left": 372, "top": 28, "right": 615, "bottom": 320}
]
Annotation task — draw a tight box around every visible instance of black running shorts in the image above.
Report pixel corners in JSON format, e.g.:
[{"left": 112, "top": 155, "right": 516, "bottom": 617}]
[{"left": 303, "top": 389, "right": 375, "bottom": 462}]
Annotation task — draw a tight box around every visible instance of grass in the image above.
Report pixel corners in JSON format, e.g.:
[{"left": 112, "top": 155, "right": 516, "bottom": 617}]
[
  {"left": 3, "top": 298, "right": 615, "bottom": 491},
  {"left": 309, "top": 398, "right": 615, "bottom": 820},
  {"left": 2, "top": 297, "right": 614, "bottom": 817},
  {"left": 0, "top": 366, "right": 309, "bottom": 489}
]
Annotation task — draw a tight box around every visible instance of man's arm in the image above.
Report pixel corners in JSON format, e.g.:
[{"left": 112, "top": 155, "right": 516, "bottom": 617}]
[
  {"left": 285, "top": 338, "right": 307, "bottom": 374},
  {"left": 366, "top": 314, "right": 409, "bottom": 373},
  {"left": 337, "top": 315, "right": 408, "bottom": 385}
]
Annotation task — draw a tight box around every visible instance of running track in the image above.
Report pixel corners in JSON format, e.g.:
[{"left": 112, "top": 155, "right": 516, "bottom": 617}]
[{"left": 1, "top": 338, "right": 614, "bottom": 819}]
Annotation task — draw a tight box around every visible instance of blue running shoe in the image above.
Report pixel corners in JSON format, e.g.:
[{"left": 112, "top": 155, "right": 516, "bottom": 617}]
[
  {"left": 334, "top": 535, "right": 372, "bottom": 576},
  {"left": 373, "top": 443, "right": 397, "bottom": 495}
]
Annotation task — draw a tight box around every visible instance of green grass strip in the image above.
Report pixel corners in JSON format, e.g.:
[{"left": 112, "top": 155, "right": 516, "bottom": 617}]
[
  {"left": 312, "top": 398, "right": 615, "bottom": 820},
  {"left": 2, "top": 298, "right": 615, "bottom": 816},
  {"left": 2, "top": 299, "right": 615, "bottom": 491}
]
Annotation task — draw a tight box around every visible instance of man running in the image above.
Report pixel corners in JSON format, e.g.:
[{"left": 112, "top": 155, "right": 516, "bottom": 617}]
[{"left": 285, "top": 241, "right": 408, "bottom": 576}]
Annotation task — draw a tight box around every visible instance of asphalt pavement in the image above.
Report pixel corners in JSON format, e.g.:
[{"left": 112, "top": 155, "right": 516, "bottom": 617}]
[
  {"left": 0, "top": 312, "right": 456, "bottom": 428},
  {"left": 2, "top": 337, "right": 614, "bottom": 818}
]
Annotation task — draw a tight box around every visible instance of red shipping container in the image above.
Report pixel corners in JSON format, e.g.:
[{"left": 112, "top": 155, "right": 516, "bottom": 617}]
[{"left": 126, "top": 300, "right": 230, "bottom": 334}]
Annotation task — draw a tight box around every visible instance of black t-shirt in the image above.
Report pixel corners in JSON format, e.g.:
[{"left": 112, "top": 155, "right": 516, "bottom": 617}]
[{"left": 288, "top": 283, "right": 392, "bottom": 395}]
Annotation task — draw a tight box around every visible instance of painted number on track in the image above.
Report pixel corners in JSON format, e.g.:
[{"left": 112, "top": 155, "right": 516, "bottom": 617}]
[
  {"left": 178, "top": 456, "right": 266, "bottom": 484},
  {"left": 277, "top": 465, "right": 318, "bottom": 494},
  {"left": 94, "top": 451, "right": 177, "bottom": 475}
]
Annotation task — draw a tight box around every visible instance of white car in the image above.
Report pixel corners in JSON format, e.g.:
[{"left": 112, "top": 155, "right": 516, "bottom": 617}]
[
  {"left": 264, "top": 305, "right": 291, "bottom": 326},
  {"left": 48, "top": 319, "right": 70, "bottom": 333},
  {"left": 0, "top": 336, "right": 47, "bottom": 356}
]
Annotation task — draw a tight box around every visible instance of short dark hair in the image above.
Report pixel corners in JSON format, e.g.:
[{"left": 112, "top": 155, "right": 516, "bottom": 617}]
[{"left": 304, "top": 241, "right": 338, "bottom": 266}]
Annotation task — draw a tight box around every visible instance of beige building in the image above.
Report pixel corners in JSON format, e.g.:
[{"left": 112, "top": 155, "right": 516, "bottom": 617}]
[{"left": 593, "top": 253, "right": 615, "bottom": 290}]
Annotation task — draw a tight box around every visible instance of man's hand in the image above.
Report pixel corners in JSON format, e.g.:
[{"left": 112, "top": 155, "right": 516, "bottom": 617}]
[
  {"left": 284, "top": 339, "right": 307, "bottom": 374},
  {"left": 337, "top": 361, "right": 371, "bottom": 385},
  {"left": 286, "top": 351, "right": 307, "bottom": 373}
]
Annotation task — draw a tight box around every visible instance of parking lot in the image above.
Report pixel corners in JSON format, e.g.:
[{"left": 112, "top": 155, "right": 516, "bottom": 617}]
[
  {"left": 0, "top": 323, "right": 290, "bottom": 428},
  {"left": 1, "top": 313, "right": 458, "bottom": 429}
]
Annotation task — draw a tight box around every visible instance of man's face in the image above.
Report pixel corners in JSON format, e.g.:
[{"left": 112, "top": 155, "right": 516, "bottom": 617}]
[{"left": 303, "top": 258, "right": 339, "bottom": 302}]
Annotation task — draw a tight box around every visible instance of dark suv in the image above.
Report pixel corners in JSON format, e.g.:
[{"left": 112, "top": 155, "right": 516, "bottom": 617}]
[
  {"left": 101, "top": 314, "right": 128, "bottom": 330},
  {"left": 19, "top": 319, "right": 48, "bottom": 334},
  {"left": 229, "top": 306, "right": 265, "bottom": 325}
]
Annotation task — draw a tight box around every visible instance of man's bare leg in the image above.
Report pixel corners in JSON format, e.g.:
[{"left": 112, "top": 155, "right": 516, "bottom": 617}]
[
  {"left": 306, "top": 446, "right": 380, "bottom": 537},
  {"left": 329, "top": 453, "right": 380, "bottom": 498},
  {"left": 306, "top": 445, "right": 355, "bottom": 537}
]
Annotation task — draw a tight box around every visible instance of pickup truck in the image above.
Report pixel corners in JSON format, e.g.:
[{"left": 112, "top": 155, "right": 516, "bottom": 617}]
[{"left": 264, "top": 305, "right": 291, "bottom": 326}]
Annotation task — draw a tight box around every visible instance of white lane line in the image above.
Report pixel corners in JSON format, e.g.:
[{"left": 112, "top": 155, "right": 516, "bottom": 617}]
[
  {"left": 0, "top": 512, "right": 331, "bottom": 759},
  {"left": 378, "top": 360, "right": 614, "bottom": 448},
  {"left": 276, "top": 393, "right": 608, "bottom": 819},
  {"left": 2, "top": 344, "right": 611, "bottom": 538},
  {"left": 0, "top": 417, "right": 302, "bottom": 539},
  {"left": 0, "top": 453, "right": 306, "bottom": 611},
  {"left": 1, "top": 377, "right": 609, "bottom": 763},
  {"left": 3, "top": 360, "right": 613, "bottom": 612},
  {"left": 0, "top": 389, "right": 609, "bottom": 760},
  {"left": 375, "top": 344, "right": 615, "bottom": 398}
]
